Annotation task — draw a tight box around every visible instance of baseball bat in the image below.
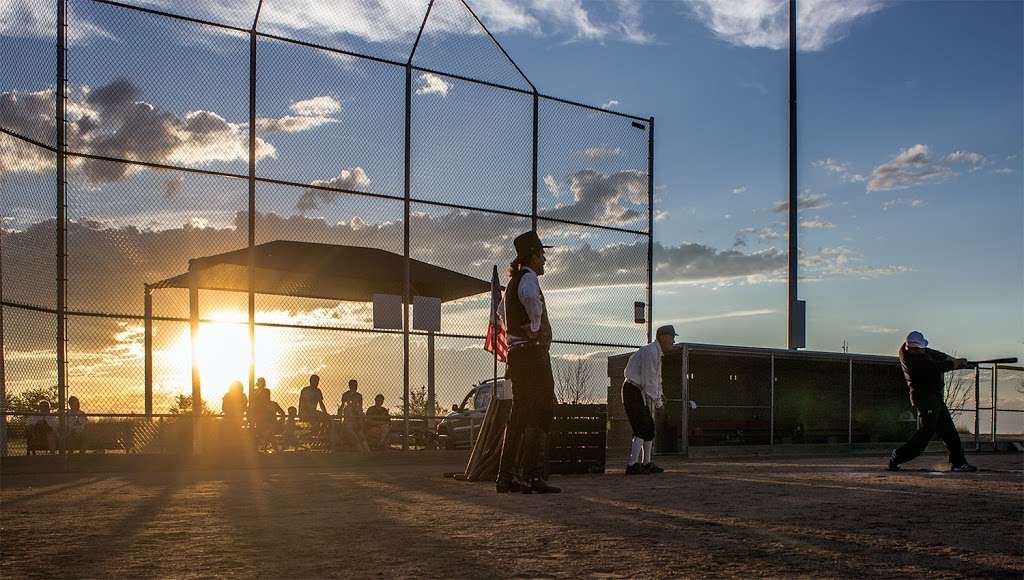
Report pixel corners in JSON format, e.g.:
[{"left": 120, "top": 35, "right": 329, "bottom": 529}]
[{"left": 965, "top": 357, "right": 1018, "bottom": 365}]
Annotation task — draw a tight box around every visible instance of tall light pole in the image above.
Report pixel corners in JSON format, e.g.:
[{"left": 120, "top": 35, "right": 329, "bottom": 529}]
[{"left": 787, "top": 0, "right": 804, "bottom": 350}]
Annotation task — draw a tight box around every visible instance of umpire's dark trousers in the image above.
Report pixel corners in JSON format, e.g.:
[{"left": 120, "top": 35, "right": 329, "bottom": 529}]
[
  {"left": 498, "top": 343, "right": 554, "bottom": 481},
  {"left": 893, "top": 403, "right": 967, "bottom": 466}
]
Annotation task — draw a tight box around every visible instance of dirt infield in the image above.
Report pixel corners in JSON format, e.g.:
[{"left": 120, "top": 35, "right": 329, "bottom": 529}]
[{"left": 2, "top": 453, "right": 1021, "bottom": 578}]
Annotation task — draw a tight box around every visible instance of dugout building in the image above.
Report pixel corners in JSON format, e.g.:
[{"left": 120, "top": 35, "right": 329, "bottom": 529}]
[{"left": 608, "top": 343, "right": 918, "bottom": 455}]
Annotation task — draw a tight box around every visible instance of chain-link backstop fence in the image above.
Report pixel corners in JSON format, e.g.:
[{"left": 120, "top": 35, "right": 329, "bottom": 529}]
[{"left": 1, "top": 0, "right": 654, "bottom": 455}]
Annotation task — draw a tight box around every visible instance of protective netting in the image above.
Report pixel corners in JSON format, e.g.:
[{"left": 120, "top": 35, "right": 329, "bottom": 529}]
[{"left": 0, "top": 0, "right": 653, "bottom": 450}]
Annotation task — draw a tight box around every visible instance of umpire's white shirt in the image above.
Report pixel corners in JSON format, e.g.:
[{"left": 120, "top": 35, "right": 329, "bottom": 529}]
[{"left": 623, "top": 341, "right": 663, "bottom": 403}]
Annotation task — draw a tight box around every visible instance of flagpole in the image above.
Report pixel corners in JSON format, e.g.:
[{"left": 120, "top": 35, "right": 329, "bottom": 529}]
[{"left": 492, "top": 264, "right": 499, "bottom": 389}]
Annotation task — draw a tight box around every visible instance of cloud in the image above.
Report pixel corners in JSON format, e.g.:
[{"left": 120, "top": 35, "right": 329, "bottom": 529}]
[
  {"left": 686, "top": 0, "right": 883, "bottom": 52},
  {"left": 289, "top": 96, "right": 342, "bottom": 116},
  {"left": 993, "top": 167, "right": 1013, "bottom": 175},
  {"left": 599, "top": 100, "right": 619, "bottom": 110},
  {"left": 945, "top": 150, "right": 987, "bottom": 172},
  {"left": 800, "top": 245, "right": 910, "bottom": 279},
  {"left": 799, "top": 217, "right": 835, "bottom": 230},
  {"left": 163, "top": 175, "right": 185, "bottom": 200},
  {"left": 813, "top": 157, "right": 866, "bottom": 183},
  {"left": 654, "top": 210, "right": 670, "bottom": 222},
  {"left": 256, "top": 115, "right": 338, "bottom": 134},
  {"left": 0, "top": 81, "right": 340, "bottom": 183},
  {"left": 866, "top": 144, "right": 952, "bottom": 192},
  {"left": 542, "top": 169, "right": 647, "bottom": 227},
  {"left": 881, "top": 198, "right": 926, "bottom": 211},
  {"left": 0, "top": 0, "right": 114, "bottom": 45},
  {"left": 298, "top": 167, "right": 371, "bottom": 212},
  {"left": 253, "top": 0, "right": 651, "bottom": 46},
  {"left": 415, "top": 73, "right": 450, "bottom": 97},
  {"left": 543, "top": 174, "right": 562, "bottom": 197},
  {"left": 733, "top": 224, "right": 784, "bottom": 248},
  {"left": 672, "top": 308, "right": 777, "bottom": 325},
  {"left": 771, "top": 192, "right": 831, "bottom": 213},
  {"left": 732, "top": 186, "right": 747, "bottom": 194},
  {"left": 856, "top": 324, "right": 900, "bottom": 334},
  {"left": 581, "top": 145, "right": 622, "bottom": 162}
]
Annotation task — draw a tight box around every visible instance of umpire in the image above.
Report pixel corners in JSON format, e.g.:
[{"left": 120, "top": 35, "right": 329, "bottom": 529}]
[
  {"left": 888, "top": 331, "right": 977, "bottom": 472},
  {"left": 496, "top": 230, "right": 560, "bottom": 494}
]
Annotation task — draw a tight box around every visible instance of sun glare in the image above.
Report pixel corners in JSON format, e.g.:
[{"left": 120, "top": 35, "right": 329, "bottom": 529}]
[{"left": 171, "top": 314, "right": 281, "bottom": 405}]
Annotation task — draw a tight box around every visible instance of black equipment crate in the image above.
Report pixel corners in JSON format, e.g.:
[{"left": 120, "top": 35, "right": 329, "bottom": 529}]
[{"left": 548, "top": 404, "right": 607, "bottom": 475}]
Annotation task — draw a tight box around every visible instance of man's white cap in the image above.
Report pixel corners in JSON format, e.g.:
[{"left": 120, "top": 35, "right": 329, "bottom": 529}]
[{"left": 906, "top": 330, "right": 928, "bottom": 348}]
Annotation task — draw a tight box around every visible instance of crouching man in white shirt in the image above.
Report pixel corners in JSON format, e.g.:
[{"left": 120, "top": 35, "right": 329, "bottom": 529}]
[{"left": 621, "top": 325, "right": 676, "bottom": 474}]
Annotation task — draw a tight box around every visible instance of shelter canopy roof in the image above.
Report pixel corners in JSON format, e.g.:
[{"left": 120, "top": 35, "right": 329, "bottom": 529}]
[{"left": 150, "top": 240, "right": 490, "bottom": 303}]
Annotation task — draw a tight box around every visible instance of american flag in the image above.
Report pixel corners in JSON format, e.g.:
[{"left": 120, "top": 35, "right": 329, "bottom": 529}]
[{"left": 483, "top": 265, "right": 507, "bottom": 363}]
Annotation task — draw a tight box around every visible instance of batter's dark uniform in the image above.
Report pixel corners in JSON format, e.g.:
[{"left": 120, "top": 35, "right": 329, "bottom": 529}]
[{"left": 891, "top": 345, "right": 968, "bottom": 467}]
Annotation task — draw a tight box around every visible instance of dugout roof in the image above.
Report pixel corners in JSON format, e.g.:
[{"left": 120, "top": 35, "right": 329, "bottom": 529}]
[{"left": 150, "top": 240, "right": 490, "bottom": 303}]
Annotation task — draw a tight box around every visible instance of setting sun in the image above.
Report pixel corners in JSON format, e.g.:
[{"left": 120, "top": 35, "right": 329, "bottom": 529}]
[{"left": 171, "top": 315, "right": 282, "bottom": 404}]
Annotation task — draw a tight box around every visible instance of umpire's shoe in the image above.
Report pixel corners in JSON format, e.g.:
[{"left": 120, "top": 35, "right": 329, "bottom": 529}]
[
  {"left": 496, "top": 475, "right": 527, "bottom": 493},
  {"left": 523, "top": 477, "right": 561, "bottom": 494},
  {"left": 950, "top": 462, "right": 978, "bottom": 472}
]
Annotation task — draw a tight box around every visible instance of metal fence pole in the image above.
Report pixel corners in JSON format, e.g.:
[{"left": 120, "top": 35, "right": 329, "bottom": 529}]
[
  {"left": 974, "top": 366, "right": 980, "bottom": 450},
  {"left": 769, "top": 353, "right": 775, "bottom": 445},
  {"left": 848, "top": 358, "right": 853, "bottom": 447},
  {"left": 56, "top": 0, "right": 68, "bottom": 457},
  {"left": 144, "top": 286, "right": 152, "bottom": 417},
  {"left": 787, "top": 0, "right": 799, "bottom": 351},
  {"left": 991, "top": 364, "right": 998, "bottom": 444},
  {"left": 402, "top": 65, "right": 412, "bottom": 450},
  {"left": 0, "top": 295, "right": 6, "bottom": 457},
  {"left": 247, "top": 5, "right": 262, "bottom": 403},
  {"left": 646, "top": 116, "right": 654, "bottom": 343},
  {"left": 532, "top": 91, "right": 538, "bottom": 231}
]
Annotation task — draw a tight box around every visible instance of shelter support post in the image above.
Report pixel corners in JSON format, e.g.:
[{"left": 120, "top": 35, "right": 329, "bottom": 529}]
[
  {"left": 189, "top": 268, "right": 201, "bottom": 454},
  {"left": 144, "top": 286, "right": 153, "bottom": 418},
  {"left": 427, "top": 331, "right": 436, "bottom": 429}
]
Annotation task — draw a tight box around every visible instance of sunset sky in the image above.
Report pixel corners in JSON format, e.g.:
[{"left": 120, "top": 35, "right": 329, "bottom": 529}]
[{"left": 1, "top": 0, "right": 1021, "bottom": 425}]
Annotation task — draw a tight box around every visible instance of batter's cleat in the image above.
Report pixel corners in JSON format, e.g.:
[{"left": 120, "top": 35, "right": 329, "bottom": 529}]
[
  {"left": 625, "top": 463, "right": 646, "bottom": 475},
  {"left": 950, "top": 463, "right": 978, "bottom": 473},
  {"left": 886, "top": 450, "right": 901, "bottom": 471},
  {"left": 644, "top": 463, "right": 664, "bottom": 474}
]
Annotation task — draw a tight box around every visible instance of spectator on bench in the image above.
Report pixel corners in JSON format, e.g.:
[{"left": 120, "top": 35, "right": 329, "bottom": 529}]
[
  {"left": 222, "top": 381, "right": 248, "bottom": 429},
  {"left": 298, "top": 374, "right": 331, "bottom": 434},
  {"left": 338, "top": 397, "right": 370, "bottom": 453},
  {"left": 66, "top": 396, "right": 89, "bottom": 454},
  {"left": 252, "top": 385, "right": 286, "bottom": 451},
  {"left": 364, "top": 394, "right": 391, "bottom": 450},
  {"left": 281, "top": 406, "right": 299, "bottom": 450},
  {"left": 26, "top": 400, "right": 58, "bottom": 455}
]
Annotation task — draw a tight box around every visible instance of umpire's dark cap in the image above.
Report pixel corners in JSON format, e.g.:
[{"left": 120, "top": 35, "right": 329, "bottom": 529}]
[
  {"left": 656, "top": 325, "right": 678, "bottom": 337},
  {"left": 513, "top": 230, "right": 552, "bottom": 259}
]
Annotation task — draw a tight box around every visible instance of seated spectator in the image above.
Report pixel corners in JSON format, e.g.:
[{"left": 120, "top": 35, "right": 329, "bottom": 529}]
[
  {"left": 364, "top": 394, "right": 391, "bottom": 451},
  {"left": 298, "top": 374, "right": 330, "bottom": 432},
  {"left": 26, "top": 401, "right": 58, "bottom": 455},
  {"left": 66, "top": 396, "right": 89, "bottom": 454},
  {"left": 340, "top": 380, "right": 364, "bottom": 415},
  {"left": 338, "top": 398, "right": 370, "bottom": 453},
  {"left": 281, "top": 406, "right": 299, "bottom": 450},
  {"left": 253, "top": 386, "right": 286, "bottom": 451},
  {"left": 222, "top": 381, "right": 248, "bottom": 428}
]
